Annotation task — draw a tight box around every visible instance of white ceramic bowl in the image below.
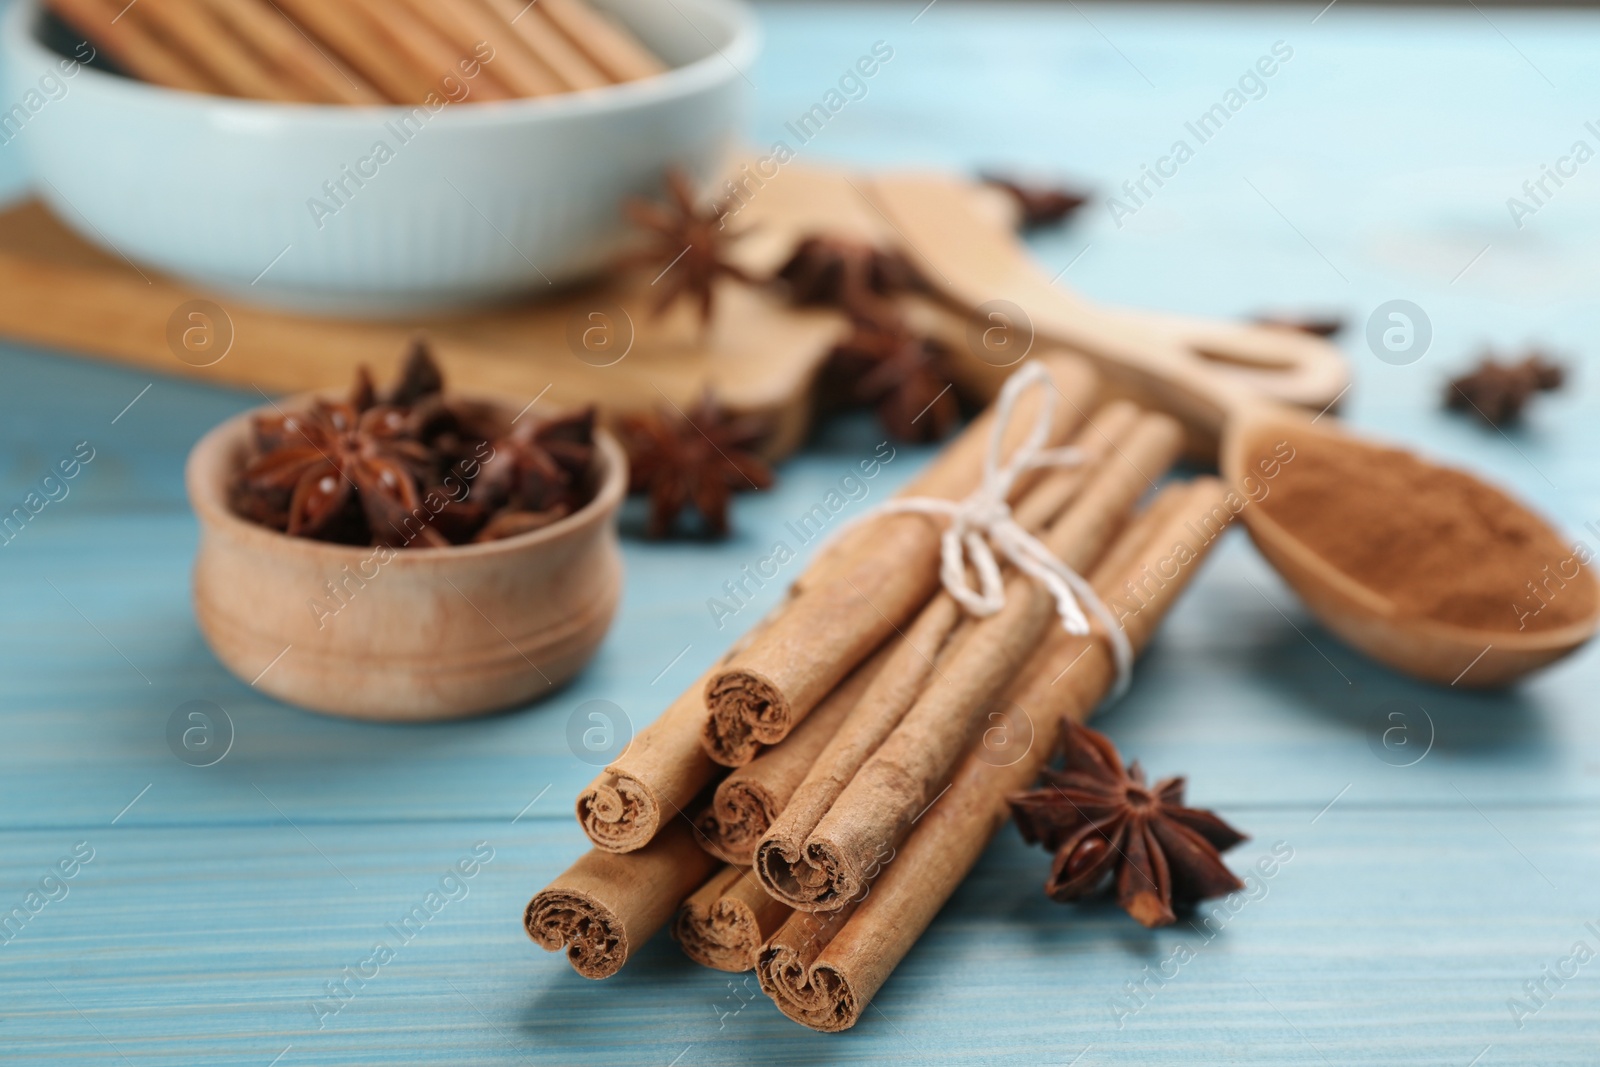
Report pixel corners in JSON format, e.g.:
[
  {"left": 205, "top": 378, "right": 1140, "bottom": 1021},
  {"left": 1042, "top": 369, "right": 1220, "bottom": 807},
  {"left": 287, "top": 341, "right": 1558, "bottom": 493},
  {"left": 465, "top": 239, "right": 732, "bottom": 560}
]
[{"left": 0, "top": 0, "right": 757, "bottom": 315}]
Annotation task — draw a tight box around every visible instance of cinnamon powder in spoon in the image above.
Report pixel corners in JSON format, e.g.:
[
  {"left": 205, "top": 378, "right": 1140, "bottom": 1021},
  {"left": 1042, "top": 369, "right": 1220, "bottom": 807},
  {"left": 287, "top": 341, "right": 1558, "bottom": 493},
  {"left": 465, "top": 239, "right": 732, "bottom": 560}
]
[{"left": 1255, "top": 434, "right": 1596, "bottom": 633}]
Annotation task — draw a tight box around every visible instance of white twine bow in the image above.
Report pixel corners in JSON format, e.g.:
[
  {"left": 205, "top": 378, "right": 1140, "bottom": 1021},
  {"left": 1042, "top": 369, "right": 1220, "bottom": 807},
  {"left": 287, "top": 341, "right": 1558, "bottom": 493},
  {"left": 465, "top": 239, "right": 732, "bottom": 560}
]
[{"left": 853, "top": 363, "right": 1133, "bottom": 697}]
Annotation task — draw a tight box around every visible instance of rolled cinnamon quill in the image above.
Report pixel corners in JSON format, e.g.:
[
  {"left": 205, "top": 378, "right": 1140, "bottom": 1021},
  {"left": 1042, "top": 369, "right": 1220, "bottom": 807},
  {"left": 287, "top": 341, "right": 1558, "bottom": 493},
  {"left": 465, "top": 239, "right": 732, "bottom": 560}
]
[
  {"left": 524, "top": 817, "right": 719, "bottom": 979},
  {"left": 750, "top": 400, "right": 1141, "bottom": 905},
  {"left": 576, "top": 666, "right": 721, "bottom": 853},
  {"left": 702, "top": 357, "right": 1100, "bottom": 767},
  {"left": 48, "top": 0, "right": 222, "bottom": 94},
  {"left": 481, "top": 0, "right": 610, "bottom": 92},
  {"left": 447, "top": 0, "right": 567, "bottom": 97},
  {"left": 270, "top": 0, "right": 427, "bottom": 103},
  {"left": 757, "top": 410, "right": 1183, "bottom": 911},
  {"left": 673, "top": 865, "right": 792, "bottom": 972},
  {"left": 535, "top": 0, "right": 667, "bottom": 83},
  {"left": 696, "top": 643, "right": 891, "bottom": 865},
  {"left": 194, "top": 0, "right": 385, "bottom": 104},
  {"left": 757, "top": 478, "right": 1233, "bottom": 1030},
  {"left": 579, "top": 356, "right": 1100, "bottom": 853},
  {"left": 126, "top": 0, "right": 305, "bottom": 101},
  {"left": 347, "top": 0, "right": 514, "bottom": 102}
]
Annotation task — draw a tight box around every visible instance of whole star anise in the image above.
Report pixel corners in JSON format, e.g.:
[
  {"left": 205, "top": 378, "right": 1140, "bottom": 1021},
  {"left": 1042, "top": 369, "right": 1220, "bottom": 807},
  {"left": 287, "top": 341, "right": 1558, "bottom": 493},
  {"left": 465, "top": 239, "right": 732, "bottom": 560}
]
[
  {"left": 980, "top": 174, "right": 1091, "bottom": 230},
  {"left": 1008, "top": 720, "right": 1247, "bottom": 928},
  {"left": 618, "top": 393, "right": 774, "bottom": 538},
  {"left": 478, "top": 406, "right": 598, "bottom": 516},
  {"left": 239, "top": 399, "right": 443, "bottom": 547},
  {"left": 1445, "top": 351, "right": 1566, "bottom": 427},
  {"left": 231, "top": 343, "right": 599, "bottom": 547},
  {"left": 623, "top": 168, "right": 757, "bottom": 326},
  {"left": 826, "top": 312, "right": 960, "bottom": 443},
  {"left": 775, "top": 234, "right": 924, "bottom": 314},
  {"left": 386, "top": 338, "right": 446, "bottom": 406}
]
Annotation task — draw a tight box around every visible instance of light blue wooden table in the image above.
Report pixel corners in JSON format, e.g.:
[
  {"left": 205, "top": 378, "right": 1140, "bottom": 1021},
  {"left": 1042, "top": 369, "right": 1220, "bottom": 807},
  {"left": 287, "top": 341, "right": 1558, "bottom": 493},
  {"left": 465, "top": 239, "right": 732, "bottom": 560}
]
[{"left": 4, "top": 2, "right": 1600, "bottom": 1064}]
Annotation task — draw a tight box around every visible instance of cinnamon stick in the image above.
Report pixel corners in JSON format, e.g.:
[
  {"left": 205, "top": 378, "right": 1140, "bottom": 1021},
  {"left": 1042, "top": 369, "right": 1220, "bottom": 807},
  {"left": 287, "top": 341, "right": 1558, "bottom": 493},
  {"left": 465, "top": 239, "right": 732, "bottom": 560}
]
[
  {"left": 127, "top": 0, "right": 305, "bottom": 101},
  {"left": 524, "top": 817, "right": 719, "bottom": 979},
  {"left": 536, "top": 0, "right": 668, "bottom": 82},
  {"left": 344, "top": 0, "right": 513, "bottom": 102},
  {"left": 757, "top": 410, "right": 1183, "bottom": 911},
  {"left": 702, "top": 357, "right": 1101, "bottom": 767},
  {"left": 194, "top": 0, "right": 385, "bottom": 104},
  {"left": 696, "top": 643, "right": 891, "bottom": 865},
  {"left": 270, "top": 0, "right": 427, "bottom": 103},
  {"left": 579, "top": 356, "right": 1100, "bottom": 852},
  {"left": 48, "top": 0, "right": 222, "bottom": 94},
  {"left": 448, "top": 0, "right": 568, "bottom": 97},
  {"left": 576, "top": 665, "right": 721, "bottom": 854},
  {"left": 672, "top": 865, "right": 791, "bottom": 972},
  {"left": 478, "top": 0, "right": 610, "bottom": 91},
  {"left": 757, "top": 478, "right": 1234, "bottom": 1030},
  {"left": 392, "top": 0, "right": 528, "bottom": 100},
  {"left": 751, "top": 401, "right": 1141, "bottom": 905}
]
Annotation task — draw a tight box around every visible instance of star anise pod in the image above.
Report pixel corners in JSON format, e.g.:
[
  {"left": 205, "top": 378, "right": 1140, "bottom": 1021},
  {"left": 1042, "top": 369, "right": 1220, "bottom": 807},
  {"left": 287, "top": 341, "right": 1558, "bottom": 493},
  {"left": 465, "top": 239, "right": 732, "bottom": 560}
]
[
  {"left": 1008, "top": 720, "right": 1247, "bottom": 928},
  {"left": 239, "top": 400, "right": 444, "bottom": 547},
  {"left": 618, "top": 393, "right": 774, "bottom": 538},
  {"left": 1445, "top": 351, "right": 1567, "bottom": 427},
  {"left": 386, "top": 337, "right": 445, "bottom": 406},
  {"left": 981, "top": 174, "right": 1090, "bottom": 230},
  {"left": 826, "top": 312, "right": 960, "bottom": 443},
  {"left": 478, "top": 406, "right": 598, "bottom": 512},
  {"left": 623, "top": 168, "right": 757, "bottom": 326},
  {"left": 233, "top": 341, "right": 600, "bottom": 548},
  {"left": 1252, "top": 312, "right": 1346, "bottom": 338},
  {"left": 775, "top": 234, "right": 924, "bottom": 313}
]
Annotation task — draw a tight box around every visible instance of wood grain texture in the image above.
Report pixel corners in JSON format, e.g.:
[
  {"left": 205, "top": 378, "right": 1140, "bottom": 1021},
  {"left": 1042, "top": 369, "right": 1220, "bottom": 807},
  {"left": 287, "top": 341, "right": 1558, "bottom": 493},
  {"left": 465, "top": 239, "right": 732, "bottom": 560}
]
[
  {"left": 3, "top": 2, "right": 1600, "bottom": 1063},
  {"left": 0, "top": 197, "right": 847, "bottom": 461}
]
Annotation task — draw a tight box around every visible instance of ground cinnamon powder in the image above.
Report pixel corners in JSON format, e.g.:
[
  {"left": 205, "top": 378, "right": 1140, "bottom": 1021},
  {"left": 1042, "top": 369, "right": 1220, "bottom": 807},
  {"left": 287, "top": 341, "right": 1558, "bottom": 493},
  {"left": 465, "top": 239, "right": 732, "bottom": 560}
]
[{"left": 1254, "top": 433, "right": 1597, "bottom": 633}]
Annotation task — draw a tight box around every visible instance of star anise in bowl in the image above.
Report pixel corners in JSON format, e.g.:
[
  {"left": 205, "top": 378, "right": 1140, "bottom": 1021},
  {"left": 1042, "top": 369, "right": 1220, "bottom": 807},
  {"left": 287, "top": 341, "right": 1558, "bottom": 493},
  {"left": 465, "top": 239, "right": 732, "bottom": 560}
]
[
  {"left": 1009, "top": 720, "right": 1247, "bottom": 928},
  {"left": 617, "top": 392, "right": 775, "bottom": 539},
  {"left": 231, "top": 342, "right": 600, "bottom": 548},
  {"left": 622, "top": 168, "right": 757, "bottom": 327},
  {"left": 235, "top": 397, "right": 442, "bottom": 547}
]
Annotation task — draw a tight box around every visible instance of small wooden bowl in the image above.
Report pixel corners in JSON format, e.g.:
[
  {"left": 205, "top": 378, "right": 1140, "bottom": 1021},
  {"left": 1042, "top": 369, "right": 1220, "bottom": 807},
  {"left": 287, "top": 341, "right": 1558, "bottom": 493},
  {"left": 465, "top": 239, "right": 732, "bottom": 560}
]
[{"left": 185, "top": 397, "right": 626, "bottom": 721}]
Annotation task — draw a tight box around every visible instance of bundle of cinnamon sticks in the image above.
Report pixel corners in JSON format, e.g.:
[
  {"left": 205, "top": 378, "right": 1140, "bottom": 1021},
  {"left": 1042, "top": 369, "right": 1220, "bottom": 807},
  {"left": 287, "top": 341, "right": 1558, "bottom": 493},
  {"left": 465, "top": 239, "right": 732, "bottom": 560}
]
[
  {"left": 526, "top": 356, "right": 1238, "bottom": 1030},
  {"left": 47, "top": 0, "right": 666, "bottom": 104}
]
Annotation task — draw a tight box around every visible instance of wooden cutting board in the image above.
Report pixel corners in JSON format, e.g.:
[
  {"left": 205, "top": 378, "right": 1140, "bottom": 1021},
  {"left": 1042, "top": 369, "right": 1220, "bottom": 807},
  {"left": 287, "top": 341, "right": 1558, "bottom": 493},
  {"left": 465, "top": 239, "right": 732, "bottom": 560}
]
[
  {"left": 0, "top": 160, "right": 1346, "bottom": 459},
  {"left": 0, "top": 176, "right": 853, "bottom": 458}
]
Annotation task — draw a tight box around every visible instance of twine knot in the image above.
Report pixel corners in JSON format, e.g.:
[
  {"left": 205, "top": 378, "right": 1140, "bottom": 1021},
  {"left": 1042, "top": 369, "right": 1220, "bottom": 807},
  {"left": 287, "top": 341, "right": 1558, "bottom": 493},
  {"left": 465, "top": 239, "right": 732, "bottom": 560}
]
[{"left": 861, "top": 363, "right": 1134, "bottom": 697}]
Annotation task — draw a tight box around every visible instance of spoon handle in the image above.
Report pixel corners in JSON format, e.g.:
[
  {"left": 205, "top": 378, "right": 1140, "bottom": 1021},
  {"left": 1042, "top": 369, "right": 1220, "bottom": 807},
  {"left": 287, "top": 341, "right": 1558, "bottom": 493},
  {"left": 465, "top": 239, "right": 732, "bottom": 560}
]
[{"left": 866, "top": 175, "right": 1324, "bottom": 438}]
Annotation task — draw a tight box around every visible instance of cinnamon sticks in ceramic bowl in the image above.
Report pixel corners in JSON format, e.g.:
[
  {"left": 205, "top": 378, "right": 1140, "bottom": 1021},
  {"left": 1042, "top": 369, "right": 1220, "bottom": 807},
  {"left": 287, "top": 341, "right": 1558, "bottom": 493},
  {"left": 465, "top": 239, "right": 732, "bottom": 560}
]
[
  {"left": 525, "top": 357, "right": 1240, "bottom": 1028},
  {"left": 3, "top": 0, "right": 755, "bottom": 308},
  {"left": 44, "top": 0, "right": 666, "bottom": 104}
]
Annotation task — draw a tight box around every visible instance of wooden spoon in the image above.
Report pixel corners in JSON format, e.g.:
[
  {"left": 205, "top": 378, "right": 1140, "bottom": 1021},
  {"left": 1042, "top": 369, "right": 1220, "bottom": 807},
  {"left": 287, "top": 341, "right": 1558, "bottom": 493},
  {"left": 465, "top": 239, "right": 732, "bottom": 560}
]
[
  {"left": 954, "top": 176, "right": 1353, "bottom": 409},
  {"left": 864, "top": 173, "right": 1349, "bottom": 427},
  {"left": 719, "top": 163, "right": 1347, "bottom": 456},
  {"left": 867, "top": 176, "right": 1599, "bottom": 688}
]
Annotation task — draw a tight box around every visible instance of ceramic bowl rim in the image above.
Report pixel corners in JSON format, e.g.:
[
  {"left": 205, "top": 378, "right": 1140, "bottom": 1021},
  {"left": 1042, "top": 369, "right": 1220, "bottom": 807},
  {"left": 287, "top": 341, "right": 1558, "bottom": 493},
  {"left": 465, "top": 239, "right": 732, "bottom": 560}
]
[
  {"left": 186, "top": 392, "right": 628, "bottom": 564},
  {"left": 4, "top": 0, "right": 760, "bottom": 126}
]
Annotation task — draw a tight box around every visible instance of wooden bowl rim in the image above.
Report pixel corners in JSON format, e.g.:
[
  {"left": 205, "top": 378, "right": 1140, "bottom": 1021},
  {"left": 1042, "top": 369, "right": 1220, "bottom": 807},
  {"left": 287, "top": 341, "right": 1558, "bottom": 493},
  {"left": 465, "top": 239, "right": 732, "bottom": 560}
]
[{"left": 185, "top": 391, "right": 627, "bottom": 563}]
